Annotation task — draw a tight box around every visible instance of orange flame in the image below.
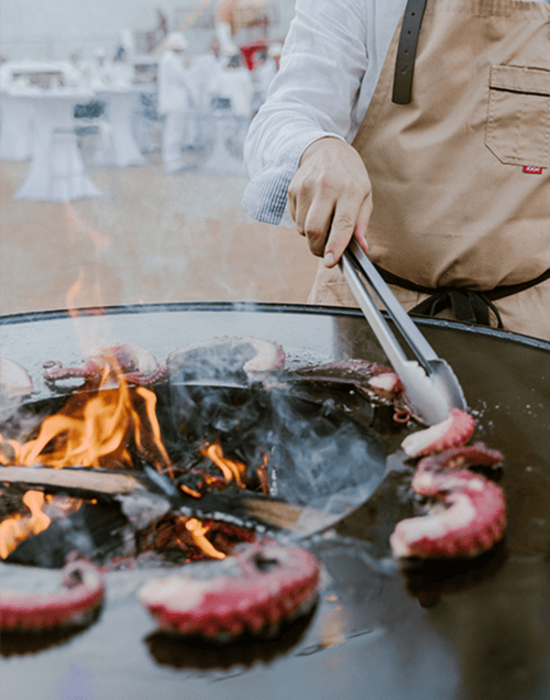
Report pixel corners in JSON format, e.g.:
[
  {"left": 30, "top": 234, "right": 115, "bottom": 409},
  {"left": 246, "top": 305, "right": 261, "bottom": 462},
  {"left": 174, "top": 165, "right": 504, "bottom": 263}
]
[
  {"left": 184, "top": 518, "right": 226, "bottom": 560},
  {"left": 12, "top": 368, "right": 171, "bottom": 473},
  {"left": 256, "top": 452, "right": 270, "bottom": 494},
  {"left": 0, "top": 491, "right": 51, "bottom": 559},
  {"left": 0, "top": 362, "right": 172, "bottom": 558},
  {"left": 201, "top": 442, "right": 246, "bottom": 487},
  {"left": 0, "top": 364, "right": 261, "bottom": 564}
]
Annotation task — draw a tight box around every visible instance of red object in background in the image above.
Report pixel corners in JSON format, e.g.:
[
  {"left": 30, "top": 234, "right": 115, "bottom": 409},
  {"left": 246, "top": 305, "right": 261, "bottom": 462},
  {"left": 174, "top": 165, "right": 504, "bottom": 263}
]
[
  {"left": 240, "top": 38, "right": 283, "bottom": 70},
  {"left": 240, "top": 39, "right": 269, "bottom": 70}
]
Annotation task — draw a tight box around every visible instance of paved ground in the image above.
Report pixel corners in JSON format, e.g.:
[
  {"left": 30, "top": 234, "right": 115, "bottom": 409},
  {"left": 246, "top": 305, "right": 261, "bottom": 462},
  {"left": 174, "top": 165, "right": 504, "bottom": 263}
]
[{"left": 0, "top": 155, "right": 318, "bottom": 316}]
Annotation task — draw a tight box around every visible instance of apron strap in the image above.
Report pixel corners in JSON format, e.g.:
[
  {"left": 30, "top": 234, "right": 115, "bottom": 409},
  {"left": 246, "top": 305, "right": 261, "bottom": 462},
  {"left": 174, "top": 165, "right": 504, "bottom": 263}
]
[
  {"left": 392, "top": 0, "right": 429, "bottom": 104},
  {"left": 375, "top": 265, "right": 550, "bottom": 328}
]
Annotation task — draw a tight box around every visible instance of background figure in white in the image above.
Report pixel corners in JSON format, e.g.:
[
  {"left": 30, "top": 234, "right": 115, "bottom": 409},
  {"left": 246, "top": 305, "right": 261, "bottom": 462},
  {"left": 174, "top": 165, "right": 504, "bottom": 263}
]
[
  {"left": 67, "top": 52, "right": 89, "bottom": 87},
  {"left": 110, "top": 46, "right": 133, "bottom": 88},
  {"left": 210, "top": 53, "right": 253, "bottom": 118},
  {"left": 251, "top": 44, "right": 279, "bottom": 112},
  {"left": 88, "top": 47, "right": 113, "bottom": 89},
  {"left": 158, "top": 33, "right": 197, "bottom": 173},
  {"left": 188, "top": 41, "right": 228, "bottom": 112}
]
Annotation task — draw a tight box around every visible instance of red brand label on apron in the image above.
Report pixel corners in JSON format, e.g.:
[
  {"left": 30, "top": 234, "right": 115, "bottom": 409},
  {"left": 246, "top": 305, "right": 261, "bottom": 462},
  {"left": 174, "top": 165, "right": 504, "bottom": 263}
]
[{"left": 523, "top": 166, "right": 544, "bottom": 174}]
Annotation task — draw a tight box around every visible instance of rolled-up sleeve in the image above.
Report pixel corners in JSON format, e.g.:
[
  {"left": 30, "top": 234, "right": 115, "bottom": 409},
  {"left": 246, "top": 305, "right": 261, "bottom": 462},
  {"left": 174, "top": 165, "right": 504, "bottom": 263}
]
[{"left": 242, "top": 0, "right": 370, "bottom": 225}]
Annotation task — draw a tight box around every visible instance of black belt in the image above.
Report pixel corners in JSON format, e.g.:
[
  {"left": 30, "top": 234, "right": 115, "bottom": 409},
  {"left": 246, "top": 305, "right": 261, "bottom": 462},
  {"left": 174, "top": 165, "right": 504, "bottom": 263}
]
[
  {"left": 374, "top": 266, "right": 550, "bottom": 328},
  {"left": 393, "top": 0, "right": 429, "bottom": 104}
]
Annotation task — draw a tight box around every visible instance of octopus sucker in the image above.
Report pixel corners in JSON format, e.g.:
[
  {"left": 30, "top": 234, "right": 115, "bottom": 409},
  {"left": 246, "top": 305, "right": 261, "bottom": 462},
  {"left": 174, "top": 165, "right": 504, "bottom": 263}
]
[
  {"left": 401, "top": 408, "right": 476, "bottom": 458},
  {"left": 138, "top": 542, "right": 320, "bottom": 640}
]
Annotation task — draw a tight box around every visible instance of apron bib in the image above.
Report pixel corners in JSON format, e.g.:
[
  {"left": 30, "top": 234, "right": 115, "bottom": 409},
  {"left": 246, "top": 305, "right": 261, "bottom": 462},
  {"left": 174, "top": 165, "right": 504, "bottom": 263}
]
[{"left": 310, "top": 0, "right": 550, "bottom": 341}]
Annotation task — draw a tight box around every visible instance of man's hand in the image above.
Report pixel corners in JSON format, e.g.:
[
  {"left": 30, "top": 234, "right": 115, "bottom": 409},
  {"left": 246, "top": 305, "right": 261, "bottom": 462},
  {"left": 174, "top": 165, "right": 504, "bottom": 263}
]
[{"left": 288, "top": 137, "right": 372, "bottom": 267}]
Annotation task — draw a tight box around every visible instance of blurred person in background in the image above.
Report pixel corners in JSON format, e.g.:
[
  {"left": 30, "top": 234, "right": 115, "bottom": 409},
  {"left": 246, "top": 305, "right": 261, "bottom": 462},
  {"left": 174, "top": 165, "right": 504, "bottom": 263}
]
[
  {"left": 251, "top": 43, "right": 280, "bottom": 112},
  {"left": 89, "top": 47, "right": 113, "bottom": 89},
  {"left": 111, "top": 46, "right": 133, "bottom": 88},
  {"left": 210, "top": 52, "right": 253, "bottom": 118},
  {"left": 215, "top": 0, "right": 270, "bottom": 55},
  {"left": 68, "top": 52, "right": 88, "bottom": 86},
  {"left": 189, "top": 40, "right": 228, "bottom": 112},
  {"left": 158, "top": 32, "right": 198, "bottom": 173}
]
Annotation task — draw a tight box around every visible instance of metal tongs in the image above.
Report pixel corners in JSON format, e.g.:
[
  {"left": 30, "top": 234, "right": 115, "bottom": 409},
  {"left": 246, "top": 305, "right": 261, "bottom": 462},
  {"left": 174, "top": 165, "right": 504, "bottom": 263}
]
[{"left": 340, "top": 240, "right": 467, "bottom": 425}]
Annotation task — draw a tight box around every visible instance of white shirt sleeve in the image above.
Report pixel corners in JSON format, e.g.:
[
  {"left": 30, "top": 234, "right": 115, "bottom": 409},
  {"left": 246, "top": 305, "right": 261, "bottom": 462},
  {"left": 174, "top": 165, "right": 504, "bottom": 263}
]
[{"left": 242, "top": 0, "right": 406, "bottom": 225}]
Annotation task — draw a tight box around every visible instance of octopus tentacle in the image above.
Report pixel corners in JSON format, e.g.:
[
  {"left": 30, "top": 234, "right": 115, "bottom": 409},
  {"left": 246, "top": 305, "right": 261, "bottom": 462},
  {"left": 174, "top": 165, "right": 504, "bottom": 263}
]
[
  {"left": 390, "top": 442, "right": 506, "bottom": 559},
  {"left": 284, "top": 359, "right": 414, "bottom": 423},
  {"left": 44, "top": 344, "right": 160, "bottom": 386},
  {"left": 415, "top": 442, "right": 504, "bottom": 475},
  {"left": 123, "top": 363, "right": 171, "bottom": 386},
  {"left": 401, "top": 408, "right": 476, "bottom": 458},
  {"left": 138, "top": 541, "right": 320, "bottom": 640},
  {"left": 44, "top": 364, "right": 96, "bottom": 381},
  {"left": 166, "top": 337, "right": 286, "bottom": 383},
  {"left": 0, "top": 560, "right": 104, "bottom": 631}
]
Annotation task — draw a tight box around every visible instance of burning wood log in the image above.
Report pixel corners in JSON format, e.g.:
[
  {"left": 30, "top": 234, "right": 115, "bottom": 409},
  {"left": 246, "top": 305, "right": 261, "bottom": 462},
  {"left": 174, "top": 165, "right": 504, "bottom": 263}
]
[
  {"left": 0, "top": 465, "right": 328, "bottom": 535},
  {"left": 1, "top": 466, "right": 139, "bottom": 495}
]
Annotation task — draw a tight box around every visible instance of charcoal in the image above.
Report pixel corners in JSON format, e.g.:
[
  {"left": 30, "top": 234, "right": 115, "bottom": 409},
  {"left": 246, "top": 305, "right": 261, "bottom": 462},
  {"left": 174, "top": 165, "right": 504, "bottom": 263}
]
[{"left": 6, "top": 501, "right": 130, "bottom": 568}]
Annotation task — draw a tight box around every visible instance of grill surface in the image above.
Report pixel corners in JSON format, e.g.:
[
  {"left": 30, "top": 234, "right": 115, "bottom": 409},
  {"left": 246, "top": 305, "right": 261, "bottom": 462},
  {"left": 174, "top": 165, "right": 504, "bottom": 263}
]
[{"left": 1, "top": 302, "right": 550, "bottom": 700}]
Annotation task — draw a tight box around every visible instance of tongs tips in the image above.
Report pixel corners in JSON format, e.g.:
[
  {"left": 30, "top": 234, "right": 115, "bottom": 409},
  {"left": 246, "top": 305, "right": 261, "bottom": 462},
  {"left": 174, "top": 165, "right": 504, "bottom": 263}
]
[{"left": 340, "top": 241, "right": 467, "bottom": 425}]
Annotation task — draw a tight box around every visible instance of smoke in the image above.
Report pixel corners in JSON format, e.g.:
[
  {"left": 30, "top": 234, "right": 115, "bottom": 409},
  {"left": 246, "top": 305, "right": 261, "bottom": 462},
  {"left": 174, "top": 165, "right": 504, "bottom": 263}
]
[{"left": 65, "top": 166, "right": 309, "bottom": 310}]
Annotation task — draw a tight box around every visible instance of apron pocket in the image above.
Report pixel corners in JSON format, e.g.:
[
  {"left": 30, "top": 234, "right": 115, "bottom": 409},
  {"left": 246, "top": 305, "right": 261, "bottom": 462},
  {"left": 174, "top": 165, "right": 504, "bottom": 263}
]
[{"left": 486, "top": 65, "right": 550, "bottom": 167}]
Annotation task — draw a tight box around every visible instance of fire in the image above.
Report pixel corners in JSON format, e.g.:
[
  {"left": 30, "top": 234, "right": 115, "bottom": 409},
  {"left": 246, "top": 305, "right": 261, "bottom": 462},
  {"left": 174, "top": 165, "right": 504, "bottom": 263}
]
[
  {"left": 0, "top": 361, "right": 171, "bottom": 559},
  {"left": 12, "top": 367, "right": 170, "bottom": 473},
  {"left": 184, "top": 518, "right": 226, "bottom": 560},
  {"left": 201, "top": 442, "right": 246, "bottom": 487},
  {"left": 64, "top": 203, "right": 111, "bottom": 317},
  {"left": 256, "top": 453, "right": 270, "bottom": 494},
  {"left": 0, "top": 362, "right": 260, "bottom": 564},
  {"left": 0, "top": 491, "right": 51, "bottom": 559}
]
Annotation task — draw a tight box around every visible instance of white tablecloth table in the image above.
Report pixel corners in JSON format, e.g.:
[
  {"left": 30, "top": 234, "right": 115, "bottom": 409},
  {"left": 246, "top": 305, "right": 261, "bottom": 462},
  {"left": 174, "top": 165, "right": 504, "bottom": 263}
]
[
  {"left": 92, "top": 87, "right": 146, "bottom": 167},
  {"left": 13, "top": 87, "right": 102, "bottom": 202},
  {"left": 0, "top": 91, "right": 34, "bottom": 161}
]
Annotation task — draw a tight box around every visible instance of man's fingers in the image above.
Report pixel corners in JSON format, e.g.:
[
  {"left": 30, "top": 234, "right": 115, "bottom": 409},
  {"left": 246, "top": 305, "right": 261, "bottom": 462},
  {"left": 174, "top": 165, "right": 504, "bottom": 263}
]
[
  {"left": 353, "top": 196, "right": 372, "bottom": 254},
  {"left": 302, "top": 199, "right": 335, "bottom": 257},
  {"left": 288, "top": 137, "right": 373, "bottom": 259},
  {"left": 322, "top": 196, "right": 365, "bottom": 266}
]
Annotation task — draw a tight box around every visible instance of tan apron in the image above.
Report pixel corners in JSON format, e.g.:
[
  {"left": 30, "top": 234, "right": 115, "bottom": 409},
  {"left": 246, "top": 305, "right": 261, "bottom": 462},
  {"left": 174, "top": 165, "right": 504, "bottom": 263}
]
[{"left": 309, "top": 0, "right": 550, "bottom": 341}]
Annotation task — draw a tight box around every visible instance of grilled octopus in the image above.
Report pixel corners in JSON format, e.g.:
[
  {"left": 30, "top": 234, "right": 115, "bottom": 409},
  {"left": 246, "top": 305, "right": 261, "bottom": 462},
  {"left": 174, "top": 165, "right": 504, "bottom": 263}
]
[
  {"left": 0, "top": 559, "right": 104, "bottom": 632},
  {"left": 390, "top": 410, "right": 507, "bottom": 559},
  {"left": 43, "top": 338, "right": 286, "bottom": 387},
  {"left": 138, "top": 541, "right": 320, "bottom": 641}
]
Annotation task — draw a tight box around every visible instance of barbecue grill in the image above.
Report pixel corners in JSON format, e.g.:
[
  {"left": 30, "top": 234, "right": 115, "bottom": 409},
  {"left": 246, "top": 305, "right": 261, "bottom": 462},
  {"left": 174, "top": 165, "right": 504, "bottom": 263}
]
[{"left": 1, "top": 301, "right": 549, "bottom": 700}]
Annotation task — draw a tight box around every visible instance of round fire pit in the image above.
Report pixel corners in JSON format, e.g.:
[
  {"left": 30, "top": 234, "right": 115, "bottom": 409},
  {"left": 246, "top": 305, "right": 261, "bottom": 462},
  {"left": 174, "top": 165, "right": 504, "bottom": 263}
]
[{"left": 0, "top": 302, "right": 549, "bottom": 700}]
